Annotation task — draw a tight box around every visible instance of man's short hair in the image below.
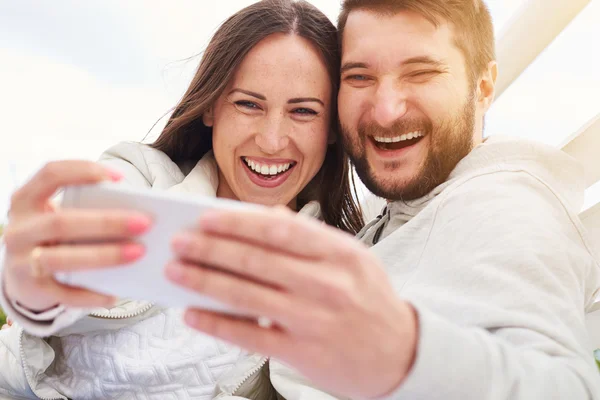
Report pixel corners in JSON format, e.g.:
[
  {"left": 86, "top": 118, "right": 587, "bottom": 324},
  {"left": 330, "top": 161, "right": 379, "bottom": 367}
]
[{"left": 338, "top": 0, "right": 496, "bottom": 83}]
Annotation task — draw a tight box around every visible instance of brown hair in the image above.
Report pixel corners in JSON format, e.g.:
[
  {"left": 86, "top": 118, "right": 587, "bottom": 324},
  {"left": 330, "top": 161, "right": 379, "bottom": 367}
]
[
  {"left": 338, "top": 0, "right": 495, "bottom": 82},
  {"left": 151, "top": 0, "right": 363, "bottom": 234}
]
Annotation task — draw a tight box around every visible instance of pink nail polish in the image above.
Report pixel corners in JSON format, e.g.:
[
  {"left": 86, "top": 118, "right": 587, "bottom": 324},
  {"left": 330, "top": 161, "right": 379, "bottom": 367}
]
[
  {"left": 127, "top": 216, "right": 151, "bottom": 235},
  {"left": 106, "top": 169, "right": 124, "bottom": 182},
  {"left": 122, "top": 244, "right": 145, "bottom": 261}
]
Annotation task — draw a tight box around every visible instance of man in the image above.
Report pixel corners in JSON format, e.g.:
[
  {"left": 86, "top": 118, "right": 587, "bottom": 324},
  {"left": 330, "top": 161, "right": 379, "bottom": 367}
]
[{"left": 162, "top": 0, "right": 600, "bottom": 398}]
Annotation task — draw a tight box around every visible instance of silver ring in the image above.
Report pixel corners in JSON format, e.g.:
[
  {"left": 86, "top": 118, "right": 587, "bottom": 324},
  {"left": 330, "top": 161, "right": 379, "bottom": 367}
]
[{"left": 257, "top": 316, "right": 273, "bottom": 329}]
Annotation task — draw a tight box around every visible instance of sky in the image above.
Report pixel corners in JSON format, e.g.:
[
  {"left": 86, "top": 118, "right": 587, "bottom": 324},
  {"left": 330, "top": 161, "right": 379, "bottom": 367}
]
[{"left": 0, "top": 0, "right": 599, "bottom": 221}]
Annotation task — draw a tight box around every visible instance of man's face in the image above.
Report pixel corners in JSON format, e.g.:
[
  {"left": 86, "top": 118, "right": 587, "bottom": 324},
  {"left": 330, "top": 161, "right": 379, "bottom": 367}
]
[{"left": 338, "top": 10, "right": 489, "bottom": 200}]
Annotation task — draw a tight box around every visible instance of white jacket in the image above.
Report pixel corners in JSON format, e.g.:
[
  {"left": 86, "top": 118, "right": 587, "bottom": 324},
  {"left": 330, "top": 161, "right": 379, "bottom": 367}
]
[{"left": 0, "top": 142, "right": 321, "bottom": 400}]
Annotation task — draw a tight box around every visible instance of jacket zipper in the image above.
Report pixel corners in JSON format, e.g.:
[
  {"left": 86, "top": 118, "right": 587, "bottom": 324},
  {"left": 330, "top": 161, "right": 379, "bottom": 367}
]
[
  {"left": 228, "top": 356, "right": 269, "bottom": 396},
  {"left": 18, "top": 328, "right": 65, "bottom": 400},
  {"left": 88, "top": 302, "right": 154, "bottom": 319}
]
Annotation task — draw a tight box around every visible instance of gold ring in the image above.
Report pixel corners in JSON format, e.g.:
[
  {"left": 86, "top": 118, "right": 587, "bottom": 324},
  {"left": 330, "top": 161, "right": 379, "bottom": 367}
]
[
  {"left": 257, "top": 316, "right": 273, "bottom": 329},
  {"left": 29, "top": 247, "right": 46, "bottom": 278}
]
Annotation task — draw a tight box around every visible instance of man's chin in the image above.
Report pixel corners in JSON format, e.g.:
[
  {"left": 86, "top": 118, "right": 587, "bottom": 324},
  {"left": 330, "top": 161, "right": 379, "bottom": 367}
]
[{"left": 359, "top": 168, "right": 423, "bottom": 201}]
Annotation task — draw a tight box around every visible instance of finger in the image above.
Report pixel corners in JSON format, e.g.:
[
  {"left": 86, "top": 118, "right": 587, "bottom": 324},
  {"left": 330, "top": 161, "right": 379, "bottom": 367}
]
[
  {"left": 172, "top": 232, "right": 354, "bottom": 302},
  {"left": 165, "top": 261, "right": 311, "bottom": 329},
  {"left": 9, "top": 161, "right": 122, "bottom": 216},
  {"left": 14, "top": 277, "right": 116, "bottom": 310},
  {"left": 6, "top": 319, "right": 12, "bottom": 326},
  {"left": 4, "top": 210, "right": 151, "bottom": 250},
  {"left": 197, "top": 208, "right": 358, "bottom": 261},
  {"left": 184, "top": 308, "right": 293, "bottom": 357},
  {"left": 172, "top": 231, "right": 323, "bottom": 291},
  {"left": 50, "top": 283, "right": 117, "bottom": 309},
  {"left": 1, "top": 325, "right": 9, "bottom": 330},
  {"left": 35, "top": 242, "right": 145, "bottom": 275}
]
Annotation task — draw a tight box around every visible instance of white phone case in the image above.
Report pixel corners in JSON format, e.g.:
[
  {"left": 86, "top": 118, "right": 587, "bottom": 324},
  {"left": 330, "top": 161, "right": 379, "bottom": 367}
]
[{"left": 58, "top": 183, "right": 257, "bottom": 314}]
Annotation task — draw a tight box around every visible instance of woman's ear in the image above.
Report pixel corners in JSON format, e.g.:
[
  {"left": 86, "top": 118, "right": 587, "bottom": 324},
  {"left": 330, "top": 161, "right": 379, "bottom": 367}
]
[
  {"left": 203, "top": 107, "right": 214, "bottom": 127},
  {"left": 328, "top": 128, "right": 337, "bottom": 145},
  {"left": 328, "top": 134, "right": 337, "bottom": 145}
]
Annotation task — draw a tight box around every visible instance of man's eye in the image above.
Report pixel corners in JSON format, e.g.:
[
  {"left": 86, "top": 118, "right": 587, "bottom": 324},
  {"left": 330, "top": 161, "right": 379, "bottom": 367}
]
[
  {"left": 235, "top": 101, "right": 260, "bottom": 109},
  {"left": 293, "top": 108, "right": 317, "bottom": 115},
  {"left": 409, "top": 70, "right": 439, "bottom": 78}
]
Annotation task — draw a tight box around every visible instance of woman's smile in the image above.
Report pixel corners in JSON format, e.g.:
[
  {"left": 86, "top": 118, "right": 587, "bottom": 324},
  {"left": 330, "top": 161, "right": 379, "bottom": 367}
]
[{"left": 240, "top": 156, "right": 297, "bottom": 188}]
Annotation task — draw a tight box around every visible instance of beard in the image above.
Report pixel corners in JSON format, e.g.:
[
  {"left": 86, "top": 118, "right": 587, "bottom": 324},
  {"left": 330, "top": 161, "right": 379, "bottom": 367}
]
[{"left": 341, "top": 94, "right": 476, "bottom": 201}]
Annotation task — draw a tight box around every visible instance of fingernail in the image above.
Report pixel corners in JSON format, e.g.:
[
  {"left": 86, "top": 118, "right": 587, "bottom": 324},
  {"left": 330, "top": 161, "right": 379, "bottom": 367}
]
[
  {"left": 172, "top": 234, "right": 192, "bottom": 253},
  {"left": 165, "top": 262, "right": 185, "bottom": 281},
  {"left": 105, "top": 168, "right": 124, "bottom": 182},
  {"left": 105, "top": 296, "right": 118, "bottom": 307},
  {"left": 122, "top": 244, "right": 145, "bottom": 261},
  {"left": 127, "top": 215, "right": 152, "bottom": 235},
  {"left": 198, "top": 211, "right": 222, "bottom": 231},
  {"left": 184, "top": 309, "right": 201, "bottom": 327}
]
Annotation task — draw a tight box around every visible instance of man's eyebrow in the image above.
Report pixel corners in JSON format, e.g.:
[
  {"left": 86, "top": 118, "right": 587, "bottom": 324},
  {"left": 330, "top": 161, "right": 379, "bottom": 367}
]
[
  {"left": 341, "top": 57, "right": 445, "bottom": 73},
  {"left": 228, "top": 88, "right": 266, "bottom": 100},
  {"left": 341, "top": 62, "right": 369, "bottom": 73},
  {"left": 402, "top": 56, "right": 446, "bottom": 68},
  {"left": 288, "top": 97, "right": 324, "bottom": 106}
]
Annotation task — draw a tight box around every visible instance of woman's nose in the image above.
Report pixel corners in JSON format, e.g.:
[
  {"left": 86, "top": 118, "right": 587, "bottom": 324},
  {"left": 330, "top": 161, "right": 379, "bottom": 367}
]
[{"left": 255, "top": 113, "right": 290, "bottom": 154}]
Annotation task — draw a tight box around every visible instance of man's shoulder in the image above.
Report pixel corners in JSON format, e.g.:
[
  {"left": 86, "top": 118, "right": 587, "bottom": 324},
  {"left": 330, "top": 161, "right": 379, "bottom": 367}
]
[{"left": 440, "top": 165, "right": 579, "bottom": 215}]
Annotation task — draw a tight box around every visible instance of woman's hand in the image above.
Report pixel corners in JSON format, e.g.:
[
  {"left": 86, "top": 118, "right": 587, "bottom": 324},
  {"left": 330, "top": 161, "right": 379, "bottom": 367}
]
[
  {"left": 1, "top": 318, "right": 12, "bottom": 330},
  {"left": 2, "top": 161, "right": 152, "bottom": 312}
]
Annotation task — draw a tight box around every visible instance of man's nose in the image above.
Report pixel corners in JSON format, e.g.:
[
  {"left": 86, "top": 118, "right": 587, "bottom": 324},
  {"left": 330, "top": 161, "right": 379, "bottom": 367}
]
[{"left": 371, "top": 81, "right": 409, "bottom": 129}]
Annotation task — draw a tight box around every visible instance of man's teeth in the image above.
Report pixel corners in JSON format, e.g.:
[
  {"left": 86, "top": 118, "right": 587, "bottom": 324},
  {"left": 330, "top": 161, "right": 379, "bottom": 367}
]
[
  {"left": 244, "top": 158, "right": 293, "bottom": 176},
  {"left": 373, "top": 131, "right": 424, "bottom": 143}
]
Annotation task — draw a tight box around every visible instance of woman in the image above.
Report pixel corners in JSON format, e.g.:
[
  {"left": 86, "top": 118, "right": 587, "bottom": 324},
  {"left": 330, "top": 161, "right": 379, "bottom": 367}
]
[{"left": 0, "top": 1, "right": 362, "bottom": 399}]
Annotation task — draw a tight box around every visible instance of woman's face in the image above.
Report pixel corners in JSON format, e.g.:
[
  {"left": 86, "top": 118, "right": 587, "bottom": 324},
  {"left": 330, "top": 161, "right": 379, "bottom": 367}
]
[{"left": 205, "top": 33, "right": 332, "bottom": 209}]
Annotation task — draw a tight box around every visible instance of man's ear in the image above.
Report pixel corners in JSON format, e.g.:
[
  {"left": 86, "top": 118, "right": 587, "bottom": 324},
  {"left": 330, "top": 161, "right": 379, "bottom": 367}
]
[
  {"left": 203, "top": 107, "right": 214, "bottom": 127},
  {"left": 477, "top": 61, "right": 498, "bottom": 112}
]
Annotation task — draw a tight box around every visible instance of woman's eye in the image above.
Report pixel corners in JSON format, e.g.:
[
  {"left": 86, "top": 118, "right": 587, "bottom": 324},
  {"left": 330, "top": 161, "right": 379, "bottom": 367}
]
[
  {"left": 293, "top": 108, "right": 318, "bottom": 116},
  {"left": 235, "top": 100, "right": 260, "bottom": 110},
  {"left": 346, "top": 75, "right": 369, "bottom": 82}
]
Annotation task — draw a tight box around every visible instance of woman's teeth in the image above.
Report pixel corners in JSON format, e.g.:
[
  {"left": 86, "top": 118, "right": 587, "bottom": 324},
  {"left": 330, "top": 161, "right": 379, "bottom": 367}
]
[
  {"left": 243, "top": 158, "right": 293, "bottom": 176},
  {"left": 373, "top": 131, "right": 424, "bottom": 143}
]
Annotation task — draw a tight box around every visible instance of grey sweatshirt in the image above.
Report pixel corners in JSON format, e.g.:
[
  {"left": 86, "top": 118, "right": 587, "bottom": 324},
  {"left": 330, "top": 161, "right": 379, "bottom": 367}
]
[{"left": 363, "top": 136, "right": 600, "bottom": 399}]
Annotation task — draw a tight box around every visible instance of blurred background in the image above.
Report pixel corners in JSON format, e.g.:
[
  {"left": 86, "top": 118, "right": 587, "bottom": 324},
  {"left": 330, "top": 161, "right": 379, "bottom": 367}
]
[{"left": 0, "top": 0, "right": 599, "bottom": 222}]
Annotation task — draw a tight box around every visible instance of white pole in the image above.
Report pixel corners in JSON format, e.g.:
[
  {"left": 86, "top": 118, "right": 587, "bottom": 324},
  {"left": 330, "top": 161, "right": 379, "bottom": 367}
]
[
  {"left": 495, "top": 0, "right": 591, "bottom": 99},
  {"left": 561, "top": 113, "right": 600, "bottom": 188}
]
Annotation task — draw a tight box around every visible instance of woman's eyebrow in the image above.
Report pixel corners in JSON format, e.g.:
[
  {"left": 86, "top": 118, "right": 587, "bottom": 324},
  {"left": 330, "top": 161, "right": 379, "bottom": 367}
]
[
  {"left": 228, "top": 88, "right": 266, "bottom": 100},
  {"left": 288, "top": 97, "right": 324, "bottom": 106}
]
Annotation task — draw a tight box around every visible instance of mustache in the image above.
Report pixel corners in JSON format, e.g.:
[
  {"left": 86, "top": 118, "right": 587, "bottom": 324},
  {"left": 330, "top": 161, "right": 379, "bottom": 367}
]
[{"left": 358, "top": 118, "right": 433, "bottom": 138}]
